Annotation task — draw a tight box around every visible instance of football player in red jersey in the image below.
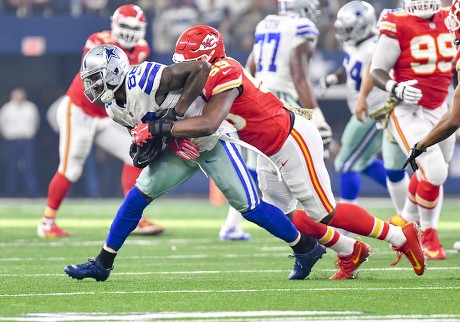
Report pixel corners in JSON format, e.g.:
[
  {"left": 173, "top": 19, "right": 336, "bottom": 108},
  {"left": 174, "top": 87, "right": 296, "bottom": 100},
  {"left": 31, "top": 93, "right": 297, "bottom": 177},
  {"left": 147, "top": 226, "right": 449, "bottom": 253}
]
[
  {"left": 150, "top": 25, "right": 426, "bottom": 279},
  {"left": 37, "top": 4, "right": 165, "bottom": 238},
  {"left": 371, "top": 0, "right": 457, "bottom": 260}
]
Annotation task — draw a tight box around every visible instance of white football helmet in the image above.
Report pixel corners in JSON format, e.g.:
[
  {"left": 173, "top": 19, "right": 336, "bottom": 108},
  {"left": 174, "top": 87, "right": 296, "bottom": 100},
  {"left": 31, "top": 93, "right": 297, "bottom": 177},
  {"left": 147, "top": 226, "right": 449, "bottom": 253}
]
[
  {"left": 402, "top": 0, "right": 441, "bottom": 18},
  {"left": 334, "top": 1, "right": 376, "bottom": 45},
  {"left": 81, "top": 44, "right": 129, "bottom": 104},
  {"left": 445, "top": 0, "right": 460, "bottom": 45},
  {"left": 278, "top": 0, "right": 321, "bottom": 22},
  {"left": 111, "top": 4, "right": 147, "bottom": 49}
]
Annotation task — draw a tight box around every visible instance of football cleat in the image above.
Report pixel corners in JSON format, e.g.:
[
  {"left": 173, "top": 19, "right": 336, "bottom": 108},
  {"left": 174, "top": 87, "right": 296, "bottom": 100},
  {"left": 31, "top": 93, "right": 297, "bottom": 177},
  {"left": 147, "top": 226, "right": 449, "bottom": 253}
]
[
  {"left": 388, "top": 214, "right": 408, "bottom": 227},
  {"left": 391, "top": 222, "right": 426, "bottom": 276},
  {"left": 64, "top": 258, "right": 112, "bottom": 281},
  {"left": 421, "top": 228, "right": 446, "bottom": 260},
  {"left": 37, "top": 221, "right": 70, "bottom": 239},
  {"left": 329, "top": 240, "right": 372, "bottom": 280},
  {"left": 131, "top": 217, "right": 165, "bottom": 236},
  {"left": 288, "top": 239, "right": 326, "bottom": 280},
  {"left": 219, "top": 227, "right": 251, "bottom": 241}
]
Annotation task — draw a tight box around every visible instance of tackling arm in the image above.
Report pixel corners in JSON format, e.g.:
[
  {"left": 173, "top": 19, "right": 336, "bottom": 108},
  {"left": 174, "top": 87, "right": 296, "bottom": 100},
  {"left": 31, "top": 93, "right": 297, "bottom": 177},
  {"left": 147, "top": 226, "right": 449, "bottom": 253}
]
[
  {"left": 170, "top": 88, "right": 239, "bottom": 138},
  {"left": 417, "top": 74, "right": 460, "bottom": 150},
  {"left": 158, "top": 61, "right": 211, "bottom": 116}
]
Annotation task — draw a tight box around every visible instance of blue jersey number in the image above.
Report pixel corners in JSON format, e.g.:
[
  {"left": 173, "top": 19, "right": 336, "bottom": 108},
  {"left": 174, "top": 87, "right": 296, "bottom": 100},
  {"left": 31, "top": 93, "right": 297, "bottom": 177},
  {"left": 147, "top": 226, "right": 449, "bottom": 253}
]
[
  {"left": 344, "top": 53, "right": 363, "bottom": 92},
  {"left": 254, "top": 32, "right": 281, "bottom": 72}
]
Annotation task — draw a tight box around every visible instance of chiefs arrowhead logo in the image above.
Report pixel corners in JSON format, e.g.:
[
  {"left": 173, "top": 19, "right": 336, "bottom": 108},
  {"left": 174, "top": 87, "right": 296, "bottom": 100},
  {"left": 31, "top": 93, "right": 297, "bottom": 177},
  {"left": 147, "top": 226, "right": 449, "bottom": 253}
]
[{"left": 198, "top": 34, "right": 218, "bottom": 51}]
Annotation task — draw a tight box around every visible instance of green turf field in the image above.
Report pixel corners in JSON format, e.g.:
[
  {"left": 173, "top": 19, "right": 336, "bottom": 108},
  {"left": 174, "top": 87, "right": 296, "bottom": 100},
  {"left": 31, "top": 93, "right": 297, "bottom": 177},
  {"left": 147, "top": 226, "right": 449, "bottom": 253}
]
[{"left": 1, "top": 198, "right": 459, "bottom": 321}]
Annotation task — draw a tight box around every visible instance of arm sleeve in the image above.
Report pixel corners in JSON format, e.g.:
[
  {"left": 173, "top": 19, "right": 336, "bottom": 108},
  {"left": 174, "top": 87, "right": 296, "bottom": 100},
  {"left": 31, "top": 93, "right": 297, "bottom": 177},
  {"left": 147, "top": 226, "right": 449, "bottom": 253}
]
[{"left": 370, "top": 35, "right": 401, "bottom": 73}]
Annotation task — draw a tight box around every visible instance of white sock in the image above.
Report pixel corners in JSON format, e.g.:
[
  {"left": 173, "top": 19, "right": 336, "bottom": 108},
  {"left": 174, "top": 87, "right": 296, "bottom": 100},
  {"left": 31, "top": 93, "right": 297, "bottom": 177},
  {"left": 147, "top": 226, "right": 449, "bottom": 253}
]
[
  {"left": 419, "top": 185, "right": 443, "bottom": 231},
  {"left": 327, "top": 233, "right": 356, "bottom": 256},
  {"left": 384, "top": 225, "right": 406, "bottom": 247},
  {"left": 219, "top": 207, "right": 243, "bottom": 235},
  {"left": 386, "top": 173, "right": 409, "bottom": 214}
]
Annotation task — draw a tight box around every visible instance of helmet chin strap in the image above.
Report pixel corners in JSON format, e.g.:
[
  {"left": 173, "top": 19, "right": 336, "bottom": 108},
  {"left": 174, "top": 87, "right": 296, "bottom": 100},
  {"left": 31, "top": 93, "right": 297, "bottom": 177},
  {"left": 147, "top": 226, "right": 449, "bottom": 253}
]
[{"left": 101, "top": 90, "right": 114, "bottom": 103}]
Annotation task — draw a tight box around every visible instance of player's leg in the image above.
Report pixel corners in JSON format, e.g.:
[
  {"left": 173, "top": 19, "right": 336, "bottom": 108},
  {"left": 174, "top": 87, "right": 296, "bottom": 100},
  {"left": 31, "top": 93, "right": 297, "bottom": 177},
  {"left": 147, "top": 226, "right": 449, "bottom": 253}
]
[
  {"left": 389, "top": 104, "right": 453, "bottom": 260},
  {"left": 218, "top": 135, "right": 253, "bottom": 241},
  {"left": 201, "top": 140, "right": 324, "bottom": 280},
  {"left": 283, "top": 116, "right": 425, "bottom": 276},
  {"left": 382, "top": 130, "right": 410, "bottom": 217},
  {"left": 94, "top": 119, "right": 165, "bottom": 236},
  {"left": 65, "top": 149, "right": 199, "bottom": 280},
  {"left": 39, "top": 97, "right": 94, "bottom": 238},
  {"left": 334, "top": 116, "right": 385, "bottom": 204}
]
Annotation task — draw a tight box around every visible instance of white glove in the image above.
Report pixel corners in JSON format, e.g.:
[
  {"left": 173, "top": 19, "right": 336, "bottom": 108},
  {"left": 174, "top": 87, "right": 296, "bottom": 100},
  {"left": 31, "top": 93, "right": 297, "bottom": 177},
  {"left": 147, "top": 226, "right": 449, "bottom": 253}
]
[
  {"left": 386, "top": 79, "right": 422, "bottom": 105},
  {"left": 310, "top": 107, "right": 332, "bottom": 157},
  {"left": 318, "top": 74, "right": 339, "bottom": 91}
]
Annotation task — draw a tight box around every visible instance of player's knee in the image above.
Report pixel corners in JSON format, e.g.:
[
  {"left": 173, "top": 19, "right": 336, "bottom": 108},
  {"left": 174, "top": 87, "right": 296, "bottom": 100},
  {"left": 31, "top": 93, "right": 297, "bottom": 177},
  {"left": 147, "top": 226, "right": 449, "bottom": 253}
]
[
  {"left": 61, "top": 167, "right": 83, "bottom": 182},
  {"left": 425, "top": 165, "right": 448, "bottom": 186}
]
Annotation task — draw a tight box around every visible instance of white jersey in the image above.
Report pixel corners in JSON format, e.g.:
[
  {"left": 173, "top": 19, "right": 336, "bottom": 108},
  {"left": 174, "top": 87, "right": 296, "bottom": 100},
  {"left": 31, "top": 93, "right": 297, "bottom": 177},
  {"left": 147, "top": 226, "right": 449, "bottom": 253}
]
[
  {"left": 252, "top": 14, "right": 319, "bottom": 100},
  {"left": 106, "top": 61, "right": 235, "bottom": 151},
  {"left": 342, "top": 35, "right": 388, "bottom": 114}
]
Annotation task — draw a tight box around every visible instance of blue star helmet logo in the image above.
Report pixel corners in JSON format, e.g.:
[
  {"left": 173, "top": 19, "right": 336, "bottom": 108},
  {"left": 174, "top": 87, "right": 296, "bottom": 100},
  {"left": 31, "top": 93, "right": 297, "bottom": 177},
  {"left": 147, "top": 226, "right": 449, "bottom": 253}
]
[
  {"left": 355, "top": 10, "right": 362, "bottom": 17},
  {"left": 99, "top": 47, "right": 120, "bottom": 64}
]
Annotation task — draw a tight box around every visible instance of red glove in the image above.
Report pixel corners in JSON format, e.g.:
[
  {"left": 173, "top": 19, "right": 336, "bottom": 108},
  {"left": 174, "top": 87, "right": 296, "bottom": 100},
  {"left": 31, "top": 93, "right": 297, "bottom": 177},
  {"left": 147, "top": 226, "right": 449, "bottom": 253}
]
[
  {"left": 131, "top": 123, "right": 153, "bottom": 146},
  {"left": 167, "top": 138, "right": 200, "bottom": 161}
]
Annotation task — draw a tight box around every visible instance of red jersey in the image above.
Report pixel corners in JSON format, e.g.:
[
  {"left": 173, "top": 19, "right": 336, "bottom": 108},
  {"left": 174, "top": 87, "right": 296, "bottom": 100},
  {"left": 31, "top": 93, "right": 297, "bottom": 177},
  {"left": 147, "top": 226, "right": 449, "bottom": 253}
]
[
  {"left": 66, "top": 30, "right": 150, "bottom": 118},
  {"left": 202, "top": 57, "right": 292, "bottom": 156},
  {"left": 379, "top": 9, "right": 455, "bottom": 109}
]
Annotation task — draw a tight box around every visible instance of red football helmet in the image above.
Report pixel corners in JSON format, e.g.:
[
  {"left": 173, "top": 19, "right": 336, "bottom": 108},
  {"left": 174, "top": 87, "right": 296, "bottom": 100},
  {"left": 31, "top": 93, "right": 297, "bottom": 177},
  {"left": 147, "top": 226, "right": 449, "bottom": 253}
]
[
  {"left": 446, "top": 0, "right": 460, "bottom": 45},
  {"left": 172, "top": 25, "right": 225, "bottom": 64},
  {"left": 111, "top": 4, "right": 147, "bottom": 49}
]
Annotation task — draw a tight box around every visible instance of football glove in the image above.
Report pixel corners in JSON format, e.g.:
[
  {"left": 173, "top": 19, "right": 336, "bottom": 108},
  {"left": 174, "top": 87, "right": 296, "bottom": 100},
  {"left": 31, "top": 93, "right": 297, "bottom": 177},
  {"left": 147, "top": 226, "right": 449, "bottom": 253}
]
[
  {"left": 387, "top": 80, "right": 422, "bottom": 105},
  {"left": 167, "top": 138, "right": 200, "bottom": 161},
  {"left": 129, "top": 138, "right": 163, "bottom": 169},
  {"left": 402, "top": 143, "right": 426, "bottom": 171},
  {"left": 131, "top": 123, "right": 153, "bottom": 146}
]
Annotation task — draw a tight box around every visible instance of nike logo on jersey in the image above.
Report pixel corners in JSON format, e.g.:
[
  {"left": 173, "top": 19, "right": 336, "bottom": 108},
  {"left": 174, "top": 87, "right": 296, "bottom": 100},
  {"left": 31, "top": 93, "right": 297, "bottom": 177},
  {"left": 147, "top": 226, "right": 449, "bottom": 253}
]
[
  {"left": 204, "top": 159, "right": 216, "bottom": 163},
  {"left": 222, "top": 70, "right": 230, "bottom": 75},
  {"left": 279, "top": 160, "right": 289, "bottom": 169}
]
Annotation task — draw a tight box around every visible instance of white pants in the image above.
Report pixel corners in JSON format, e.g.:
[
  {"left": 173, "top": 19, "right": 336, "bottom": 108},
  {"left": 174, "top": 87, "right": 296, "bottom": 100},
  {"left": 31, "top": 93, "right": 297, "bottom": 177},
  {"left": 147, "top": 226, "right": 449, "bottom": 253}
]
[
  {"left": 388, "top": 102, "right": 455, "bottom": 185},
  {"left": 258, "top": 116, "right": 336, "bottom": 221},
  {"left": 56, "top": 96, "right": 133, "bottom": 182}
]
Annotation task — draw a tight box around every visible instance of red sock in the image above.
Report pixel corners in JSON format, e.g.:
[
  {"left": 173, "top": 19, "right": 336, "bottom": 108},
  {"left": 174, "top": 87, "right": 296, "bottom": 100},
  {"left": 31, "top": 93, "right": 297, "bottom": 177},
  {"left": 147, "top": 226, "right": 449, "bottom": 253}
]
[
  {"left": 292, "top": 210, "right": 340, "bottom": 247},
  {"left": 416, "top": 180, "right": 440, "bottom": 209},
  {"left": 407, "top": 174, "right": 419, "bottom": 204},
  {"left": 329, "top": 203, "right": 390, "bottom": 240},
  {"left": 121, "top": 164, "right": 142, "bottom": 197},
  {"left": 45, "top": 172, "right": 72, "bottom": 214}
]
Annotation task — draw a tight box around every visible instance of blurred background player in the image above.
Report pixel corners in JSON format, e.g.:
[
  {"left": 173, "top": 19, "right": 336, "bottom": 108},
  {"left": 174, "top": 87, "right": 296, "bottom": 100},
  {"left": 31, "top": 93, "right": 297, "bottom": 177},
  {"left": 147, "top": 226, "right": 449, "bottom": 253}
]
[
  {"left": 319, "top": 2, "right": 408, "bottom": 214},
  {"left": 371, "top": 0, "right": 456, "bottom": 260},
  {"left": 403, "top": 0, "right": 460, "bottom": 252},
  {"left": 246, "top": 0, "right": 332, "bottom": 152},
  {"left": 37, "top": 4, "right": 165, "bottom": 238}
]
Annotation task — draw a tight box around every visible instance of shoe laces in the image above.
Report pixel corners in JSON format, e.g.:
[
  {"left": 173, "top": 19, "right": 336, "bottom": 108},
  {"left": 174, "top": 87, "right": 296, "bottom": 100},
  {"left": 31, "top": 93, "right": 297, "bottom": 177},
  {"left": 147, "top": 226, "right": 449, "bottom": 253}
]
[{"left": 391, "top": 252, "right": 403, "bottom": 267}]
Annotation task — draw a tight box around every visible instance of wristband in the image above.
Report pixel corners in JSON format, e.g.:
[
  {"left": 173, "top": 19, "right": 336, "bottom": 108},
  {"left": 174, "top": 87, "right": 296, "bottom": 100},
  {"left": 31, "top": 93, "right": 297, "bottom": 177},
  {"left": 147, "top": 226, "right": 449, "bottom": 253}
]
[
  {"left": 148, "top": 119, "right": 174, "bottom": 137},
  {"left": 326, "top": 74, "right": 339, "bottom": 86},
  {"left": 385, "top": 80, "right": 397, "bottom": 93}
]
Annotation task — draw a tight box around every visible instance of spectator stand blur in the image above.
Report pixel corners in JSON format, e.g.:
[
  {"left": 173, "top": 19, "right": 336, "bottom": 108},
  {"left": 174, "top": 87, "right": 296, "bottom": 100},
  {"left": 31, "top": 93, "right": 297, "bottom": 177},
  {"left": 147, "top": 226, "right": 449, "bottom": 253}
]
[{"left": 0, "top": 88, "right": 40, "bottom": 198}]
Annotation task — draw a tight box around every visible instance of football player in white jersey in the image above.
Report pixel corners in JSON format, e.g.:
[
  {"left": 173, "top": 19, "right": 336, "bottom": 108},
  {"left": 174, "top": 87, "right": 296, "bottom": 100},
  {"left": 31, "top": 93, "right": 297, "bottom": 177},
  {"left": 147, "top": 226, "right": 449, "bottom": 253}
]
[
  {"left": 64, "top": 44, "right": 326, "bottom": 281},
  {"left": 246, "top": 0, "right": 331, "bottom": 147},
  {"left": 319, "top": 2, "right": 408, "bottom": 213}
]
